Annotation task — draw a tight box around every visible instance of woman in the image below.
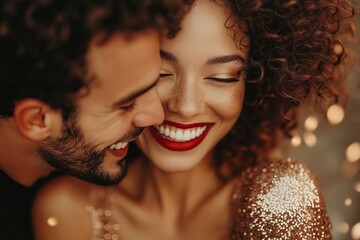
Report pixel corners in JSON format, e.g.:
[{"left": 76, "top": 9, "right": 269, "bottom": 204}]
[{"left": 32, "top": 0, "right": 355, "bottom": 239}]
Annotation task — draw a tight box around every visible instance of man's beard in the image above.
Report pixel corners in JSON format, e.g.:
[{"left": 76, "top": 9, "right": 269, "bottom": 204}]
[{"left": 37, "top": 115, "right": 142, "bottom": 185}]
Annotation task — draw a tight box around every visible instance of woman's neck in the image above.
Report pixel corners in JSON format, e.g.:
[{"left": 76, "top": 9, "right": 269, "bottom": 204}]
[
  {"left": 121, "top": 152, "right": 225, "bottom": 219},
  {"left": 116, "top": 152, "right": 235, "bottom": 239}
]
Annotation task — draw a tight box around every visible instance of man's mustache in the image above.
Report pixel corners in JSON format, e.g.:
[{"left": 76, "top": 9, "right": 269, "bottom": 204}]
[{"left": 119, "top": 127, "right": 144, "bottom": 142}]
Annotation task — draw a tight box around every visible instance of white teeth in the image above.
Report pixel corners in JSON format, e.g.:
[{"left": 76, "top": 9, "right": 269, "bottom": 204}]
[
  {"left": 175, "top": 130, "right": 183, "bottom": 139},
  {"left": 165, "top": 127, "right": 170, "bottom": 136},
  {"left": 183, "top": 130, "right": 191, "bottom": 141},
  {"left": 170, "top": 129, "right": 176, "bottom": 139},
  {"left": 191, "top": 129, "right": 196, "bottom": 139},
  {"left": 159, "top": 125, "right": 165, "bottom": 134},
  {"left": 154, "top": 124, "right": 208, "bottom": 142},
  {"left": 109, "top": 141, "right": 128, "bottom": 150},
  {"left": 115, "top": 142, "right": 123, "bottom": 149},
  {"left": 196, "top": 128, "right": 201, "bottom": 137}
]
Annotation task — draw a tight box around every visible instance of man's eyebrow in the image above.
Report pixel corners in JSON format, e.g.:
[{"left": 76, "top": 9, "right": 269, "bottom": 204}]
[
  {"left": 206, "top": 55, "right": 245, "bottom": 65},
  {"left": 111, "top": 79, "right": 159, "bottom": 109},
  {"left": 160, "top": 50, "right": 177, "bottom": 62}
]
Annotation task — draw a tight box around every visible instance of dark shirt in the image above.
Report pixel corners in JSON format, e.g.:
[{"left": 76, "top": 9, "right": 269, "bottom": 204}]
[{"left": 0, "top": 170, "right": 34, "bottom": 240}]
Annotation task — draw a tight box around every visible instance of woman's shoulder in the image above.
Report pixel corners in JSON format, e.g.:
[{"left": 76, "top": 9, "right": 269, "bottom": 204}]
[
  {"left": 32, "top": 175, "right": 102, "bottom": 239},
  {"left": 32, "top": 175, "right": 97, "bottom": 221},
  {"left": 231, "top": 157, "right": 332, "bottom": 239},
  {"left": 236, "top": 157, "right": 320, "bottom": 187},
  {"left": 33, "top": 175, "right": 94, "bottom": 209}
]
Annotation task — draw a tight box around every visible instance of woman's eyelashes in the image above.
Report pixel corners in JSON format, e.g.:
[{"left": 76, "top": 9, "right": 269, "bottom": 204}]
[
  {"left": 159, "top": 72, "right": 243, "bottom": 83},
  {"left": 205, "top": 69, "right": 244, "bottom": 83},
  {"left": 205, "top": 77, "right": 240, "bottom": 83},
  {"left": 206, "top": 68, "right": 245, "bottom": 83},
  {"left": 159, "top": 73, "right": 173, "bottom": 78}
]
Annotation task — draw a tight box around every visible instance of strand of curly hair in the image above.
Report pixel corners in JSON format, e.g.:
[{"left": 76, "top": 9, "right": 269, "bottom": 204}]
[{"left": 214, "top": 0, "right": 355, "bottom": 180}]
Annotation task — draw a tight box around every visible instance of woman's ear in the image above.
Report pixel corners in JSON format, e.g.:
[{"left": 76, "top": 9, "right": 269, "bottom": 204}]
[{"left": 13, "top": 98, "right": 61, "bottom": 141}]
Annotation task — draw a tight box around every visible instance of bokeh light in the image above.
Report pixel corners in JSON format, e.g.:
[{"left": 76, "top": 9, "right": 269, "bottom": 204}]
[
  {"left": 337, "top": 222, "right": 350, "bottom": 234},
  {"left": 291, "top": 134, "right": 302, "bottom": 147},
  {"left": 354, "top": 182, "right": 360, "bottom": 193},
  {"left": 346, "top": 142, "right": 360, "bottom": 163},
  {"left": 303, "top": 132, "right": 317, "bottom": 147},
  {"left": 304, "top": 115, "right": 319, "bottom": 131},
  {"left": 351, "top": 222, "right": 360, "bottom": 240},
  {"left": 47, "top": 217, "right": 58, "bottom": 227},
  {"left": 327, "top": 104, "right": 345, "bottom": 125},
  {"left": 333, "top": 43, "right": 344, "bottom": 55},
  {"left": 344, "top": 197, "right": 352, "bottom": 207}
]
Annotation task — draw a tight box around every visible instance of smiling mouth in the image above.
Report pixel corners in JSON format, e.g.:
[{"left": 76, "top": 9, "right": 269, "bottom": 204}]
[
  {"left": 154, "top": 124, "right": 207, "bottom": 142},
  {"left": 149, "top": 120, "right": 213, "bottom": 151},
  {"left": 107, "top": 141, "right": 129, "bottom": 158}
]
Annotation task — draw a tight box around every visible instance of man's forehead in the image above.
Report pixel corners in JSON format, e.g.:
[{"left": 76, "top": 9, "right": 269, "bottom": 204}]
[{"left": 79, "top": 29, "right": 161, "bottom": 106}]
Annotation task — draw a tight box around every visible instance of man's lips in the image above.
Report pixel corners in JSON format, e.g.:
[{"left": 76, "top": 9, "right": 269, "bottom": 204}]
[
  {"left": 106, "top": 127, "right": 143, "bottom": 158},
  {"left": 149, "top": 120, "right": 214, "bottom": 151},
  {"left": 107, "top": 142, "right": 129, "bottom": 158}
]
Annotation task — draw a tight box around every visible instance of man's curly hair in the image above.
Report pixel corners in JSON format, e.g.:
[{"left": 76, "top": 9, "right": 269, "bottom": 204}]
[
  {"left": 213, "top": 0, "right": 356, "bottom": 180},
  {"left": 0, "top": 0, "right": 187, "bottom": 118}
]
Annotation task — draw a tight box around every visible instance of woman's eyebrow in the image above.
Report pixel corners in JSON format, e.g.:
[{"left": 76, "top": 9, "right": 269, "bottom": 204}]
[
  {"left": 160, "top": 50, "right": 245, "bottom": 65},
  {"left": 160, "top": 49, "right": 177, "bottom": 62},
  {"left": 206, "top": 55, "right": 245, "bottom": 65}
]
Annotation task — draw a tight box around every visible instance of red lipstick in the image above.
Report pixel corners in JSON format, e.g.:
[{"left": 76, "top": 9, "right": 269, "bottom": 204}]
[
  {"left": 161, "top": 120, "right": 209, "bottom": 129},
  {"left": 149, "top": 120, "right": 213, "bottom": 151}
]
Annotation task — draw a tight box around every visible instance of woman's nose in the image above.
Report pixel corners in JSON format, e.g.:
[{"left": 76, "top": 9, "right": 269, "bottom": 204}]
[{"left": 166, "top": 80, "right": 204, "bottom": 119}]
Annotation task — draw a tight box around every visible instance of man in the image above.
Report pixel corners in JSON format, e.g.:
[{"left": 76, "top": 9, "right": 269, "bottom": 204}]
[
  {"left": 0, "top": 1, "right": 186, "bottom": 239},
  {"left": 0, "top": 0, "right": 186, "bottom": 186}
]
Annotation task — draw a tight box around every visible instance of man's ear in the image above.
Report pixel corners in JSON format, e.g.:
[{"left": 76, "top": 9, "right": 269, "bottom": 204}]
[{"left": 13, "top": 98, "right": 62, "bottom": 141}]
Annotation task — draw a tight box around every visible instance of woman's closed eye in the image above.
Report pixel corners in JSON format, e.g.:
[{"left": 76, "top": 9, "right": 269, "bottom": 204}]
[
  {"left": 206, "top": 69, "right": 244, "bottom": 83},
  {"left": 160, "top": 73, "right": 173, "bottom": 78},
  {"left": 205, "top": 77, "right": 239, "bottom": 83},
  {"left": 159, "top": 70, "right": 175, "bottom": 79}
]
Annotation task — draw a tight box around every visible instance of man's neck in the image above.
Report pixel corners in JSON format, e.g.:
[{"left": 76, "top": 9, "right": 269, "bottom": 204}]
[{"left": 0, "top": 119, "right": 53, "bottom": 186}]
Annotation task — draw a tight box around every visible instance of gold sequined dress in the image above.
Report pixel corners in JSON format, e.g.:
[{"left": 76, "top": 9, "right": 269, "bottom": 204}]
[{"left": 85, "top": 158, "right": 332, "bottom": 240}]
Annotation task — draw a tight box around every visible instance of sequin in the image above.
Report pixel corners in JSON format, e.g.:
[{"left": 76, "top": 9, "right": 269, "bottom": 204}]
[{"left": 231, "top": 158, "right": 332, "bottom": 239}]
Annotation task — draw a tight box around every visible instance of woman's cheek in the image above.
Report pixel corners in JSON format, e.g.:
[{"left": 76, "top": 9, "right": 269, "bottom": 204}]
[{"left": 209, "top": 86, "right": 245, "bottom": 120}]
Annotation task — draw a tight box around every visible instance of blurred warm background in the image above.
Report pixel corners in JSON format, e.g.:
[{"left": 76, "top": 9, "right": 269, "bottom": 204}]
[{"left": 283, "top": 13, "right": 360, "bottom": 239}]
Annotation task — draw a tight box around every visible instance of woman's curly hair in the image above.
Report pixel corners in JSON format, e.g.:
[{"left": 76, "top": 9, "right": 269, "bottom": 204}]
[
  {"left": 213, "top": 0, "right": 356, "bottom": 180},
  {"left": 0, "top": 0, "right": 188, "bottom": 118}
]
